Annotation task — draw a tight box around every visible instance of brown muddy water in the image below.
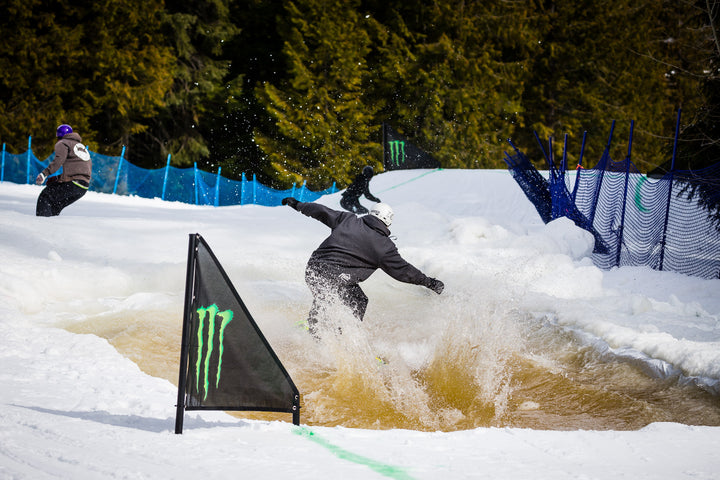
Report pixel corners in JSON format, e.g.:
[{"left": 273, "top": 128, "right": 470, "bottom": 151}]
[{"left": 63, "top": 301, "right": 720, "bottom": 432}]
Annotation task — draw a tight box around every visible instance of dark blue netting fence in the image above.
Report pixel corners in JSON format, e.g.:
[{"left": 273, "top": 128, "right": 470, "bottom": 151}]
[
  {"left": 505, "top": 142, "right": 609, "bottom": 254},
  {"left": 505, "top": 117, "right": 720, "bottom": 280},
  {"left": 0, "top": 144, "right": 336, "bottom": 207},
  {"left": 504, "top": 148, "right": 553, "bottom": 224}
]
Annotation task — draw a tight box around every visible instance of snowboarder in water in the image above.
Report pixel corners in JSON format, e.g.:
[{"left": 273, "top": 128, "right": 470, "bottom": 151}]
[
  {"left": 340, "top": 165, "right": 381, "bottom": 214},
  {"left": 35, "top": 124, "right": 92, "bottom": 216},
  {"left": 282, "top": 197, "right": 444, "bottom": 337}
]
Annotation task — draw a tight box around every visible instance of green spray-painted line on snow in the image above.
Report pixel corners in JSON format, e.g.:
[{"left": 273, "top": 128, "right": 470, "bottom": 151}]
[
  {"left": 376, "top": 168, "right": 442, "bottom": 194},
  {"left": 293, "top": 426, "right": 414, "bottom": 480}
]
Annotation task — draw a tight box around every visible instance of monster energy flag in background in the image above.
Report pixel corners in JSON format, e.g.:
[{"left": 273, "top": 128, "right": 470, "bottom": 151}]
[
  {"left": 382, "top": 122, "right": 440, "bottom": 170},
  {"left": 175, "top": 234, "right": 300, "bottom": 433}
]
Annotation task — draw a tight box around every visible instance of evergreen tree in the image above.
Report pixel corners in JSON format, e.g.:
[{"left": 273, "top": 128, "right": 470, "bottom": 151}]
[
  {"left": 253, "top": 0, "right": 382, "bottom": 189},
  {"left": 128, "top": 0, "right": 241, "bottom": 168},
  {"left": 1, "top": 0, "right": 715, "bottom": 187},
  {"left": 370, "top": 0, "right": 537, "bottom": 169},
  {"left": 205, "top": 0, "right": 286, "bottom": 183},
  {"left": 518, "top": 0, "right": 697, "bottom": 172},
  {"left": 0, "top": 0, "right": 173, "bottom": 156},
  {"left": 83, "top": 0, "right": 175, "bottom": 153},
  {"left": 670, "top": 0, "right": 720, "bottom": 229},
  {"left": 672, "top": 0, "right": 720, "bottom": 170}
]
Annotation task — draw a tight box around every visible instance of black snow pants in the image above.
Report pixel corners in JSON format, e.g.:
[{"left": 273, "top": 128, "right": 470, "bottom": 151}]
[
  {"left": 36, "top": 180, "right": 88, "bottom": 216},
  {"left": 304, "top": 263, "right": 369, "bottom": 337},
  {"left": 340, "top": 194, "right": 369, "bottom": 214}
]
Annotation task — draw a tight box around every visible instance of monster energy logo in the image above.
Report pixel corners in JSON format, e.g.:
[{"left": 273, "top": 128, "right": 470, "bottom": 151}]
[
  {"left": 195, "top": 304, "right": 234, "bottom": 400},
  {"left": 388, "top": 140, "right": 406, "bottom": 166}
]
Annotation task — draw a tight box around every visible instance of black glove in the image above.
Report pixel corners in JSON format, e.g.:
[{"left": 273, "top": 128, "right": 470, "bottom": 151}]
[
  {"left": 425, "top": 277, "right": 444, "bottom": 294},
  {"left": 282, "top": 197, "right": 299, "bottom": 209}
]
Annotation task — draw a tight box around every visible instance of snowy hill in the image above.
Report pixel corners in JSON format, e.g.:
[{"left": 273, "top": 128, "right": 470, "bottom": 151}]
[{"left": 0, "top": 169, "right": 718, "bottom": 479}]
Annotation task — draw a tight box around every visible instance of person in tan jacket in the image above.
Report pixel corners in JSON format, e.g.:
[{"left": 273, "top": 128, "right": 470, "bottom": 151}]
[{"left": 35, "top": 124, "right": 92, "bottom": 216}]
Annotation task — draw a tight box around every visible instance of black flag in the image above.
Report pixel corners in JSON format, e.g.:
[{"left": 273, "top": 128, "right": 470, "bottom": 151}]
[
  {"left": 383, "top": 122, "right": 441, "bottom": 170},
  {"left": 175, "top": 234, "right": 300, "bottom": 433}
]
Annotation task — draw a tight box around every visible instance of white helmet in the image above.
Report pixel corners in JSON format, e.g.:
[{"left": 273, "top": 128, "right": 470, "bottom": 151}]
[{"left": 370, "top": 203, "right": 393, "bottom": 227}]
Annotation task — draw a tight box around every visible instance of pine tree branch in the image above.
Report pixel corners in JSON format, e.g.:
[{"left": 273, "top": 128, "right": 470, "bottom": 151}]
[{"left": 708, "top": 0, "right": 720, "bottom": 60}]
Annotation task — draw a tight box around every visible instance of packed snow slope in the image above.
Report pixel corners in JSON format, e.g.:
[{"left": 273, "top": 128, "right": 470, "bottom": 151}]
[{"left": 1, "top": 169, "right": 719, "bottom": 479}]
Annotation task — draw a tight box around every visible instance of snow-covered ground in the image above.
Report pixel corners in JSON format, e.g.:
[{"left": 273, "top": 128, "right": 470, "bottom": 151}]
[{"left": 1, "top": 169, "right": 718, "bottom": 479}]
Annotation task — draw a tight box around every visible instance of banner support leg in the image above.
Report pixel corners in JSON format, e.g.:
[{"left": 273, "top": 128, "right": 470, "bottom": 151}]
[
  {"left": 175, "top": 233, "right": 199, "bottom": 434},
  {"left": 292, "top": 394, "right": 300, "bottom": 426}
]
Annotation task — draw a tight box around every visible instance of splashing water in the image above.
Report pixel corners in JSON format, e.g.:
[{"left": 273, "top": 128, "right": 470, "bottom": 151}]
[{"left": 63, "top": 285, "right": 720, "bottom": 432}]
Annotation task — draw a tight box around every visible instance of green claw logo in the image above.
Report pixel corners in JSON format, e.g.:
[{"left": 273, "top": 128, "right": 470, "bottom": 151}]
[
  {"left": 388, "top": 140, "right": 405, "bottom": 167},
  {"left": 634, "top": 176, "right": 650, "bottom": 213},
  {"left": 195, "top": 304, "right": 234, "bottom": 400}
]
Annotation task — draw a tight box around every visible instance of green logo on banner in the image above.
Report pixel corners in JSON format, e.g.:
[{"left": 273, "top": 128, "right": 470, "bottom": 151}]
[
  {"left": 388, "top": 140, "right": 405, "bottom": 166},
  {"left": 195, "top": 304, "right": 234, "bottom": 400}
]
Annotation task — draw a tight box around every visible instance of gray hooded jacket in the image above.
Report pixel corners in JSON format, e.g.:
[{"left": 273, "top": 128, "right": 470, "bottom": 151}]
[{"left": 297, "top": 202, "right": 432, "bottom": 286}]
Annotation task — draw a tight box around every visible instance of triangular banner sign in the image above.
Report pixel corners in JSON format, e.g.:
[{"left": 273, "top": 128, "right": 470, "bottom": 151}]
[
  {"left": 175, "top": 233, "right": 300, "bottom": 433},
  {"left": 382, "top": 122, "right": 441, "bottom": 170}
]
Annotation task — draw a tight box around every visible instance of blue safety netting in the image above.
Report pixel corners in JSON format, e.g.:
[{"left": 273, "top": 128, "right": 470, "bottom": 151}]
[
  {"left": 573, "top": 161, "right": 720, "bottom": 279},
  {"left": 0, "top": 144, "right": 337, "bottom": 207},
  {"left": 505, "top": 145, "right": 609, "bottom": 254},
  {"left": 505, "top": 119, "right": 720, "bottom": 280},
  {"left": 503, "top": 148, "right": 553, "bottom": 224}
]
